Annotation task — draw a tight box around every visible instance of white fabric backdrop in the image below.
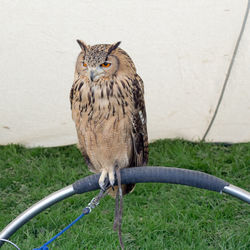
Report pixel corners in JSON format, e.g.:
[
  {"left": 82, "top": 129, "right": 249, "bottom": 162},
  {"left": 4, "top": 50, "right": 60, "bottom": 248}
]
[{"left": 0, "top": 0, "right": 249, "bottom": 147}]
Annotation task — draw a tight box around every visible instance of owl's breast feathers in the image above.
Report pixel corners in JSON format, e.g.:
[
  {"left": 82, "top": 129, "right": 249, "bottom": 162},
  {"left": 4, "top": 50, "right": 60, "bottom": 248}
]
[{"left": 70, "top": 74, "right": 148, "bottom": 179}]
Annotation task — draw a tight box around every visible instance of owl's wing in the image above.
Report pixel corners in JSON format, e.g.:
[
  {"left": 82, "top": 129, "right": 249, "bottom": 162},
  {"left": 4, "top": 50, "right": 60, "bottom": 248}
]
[
  {"left": 70, "top": 79, "right": 94, "bottom": 170},
  {"left": 70, "top": 79, "right": 78, "bottom": 110},
  {"left": 131, "top": 74, "right": 148, "bottom": 167}
]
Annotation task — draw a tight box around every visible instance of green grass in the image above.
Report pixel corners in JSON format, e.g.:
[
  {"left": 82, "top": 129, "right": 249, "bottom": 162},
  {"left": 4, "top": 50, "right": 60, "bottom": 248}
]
[{"left": 0, "top": 139, "right": 249, "bottom": 249}]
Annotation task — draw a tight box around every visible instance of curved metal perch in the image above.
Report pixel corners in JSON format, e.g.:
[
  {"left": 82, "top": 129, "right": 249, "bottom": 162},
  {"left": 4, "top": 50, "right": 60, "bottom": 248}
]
[{"left": 0, "top": 166, "right": 249, "bottom": 247}]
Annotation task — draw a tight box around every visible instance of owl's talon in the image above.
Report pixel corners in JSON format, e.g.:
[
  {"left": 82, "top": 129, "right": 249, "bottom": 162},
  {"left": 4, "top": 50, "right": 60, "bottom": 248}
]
[
  {"left": 99, "top": 168, "right": 117, "bottom": 191},
  {"left": 99, "top": 179, "right": 110, "bottom": 191},
  {"left": 108, "top": 169, "right": 116, "bottom": 187},
  {"left": 109, "top": 169, "right": 116, "bottom": 191},
  {"left": 99, "top": 169, "right": 109, "bottom": 191}
]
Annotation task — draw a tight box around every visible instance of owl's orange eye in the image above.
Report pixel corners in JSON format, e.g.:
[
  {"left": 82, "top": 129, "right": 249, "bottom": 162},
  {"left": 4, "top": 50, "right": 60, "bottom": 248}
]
[
  {"left": 83, "top": 62, "right": 87, "bottom": 67},
  {"left": 100, "top": 62, "right": 111, "bottom": 68}
]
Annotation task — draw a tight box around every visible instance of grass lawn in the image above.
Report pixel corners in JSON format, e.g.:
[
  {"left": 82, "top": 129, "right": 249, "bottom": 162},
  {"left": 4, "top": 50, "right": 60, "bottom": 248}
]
[{"left": 0, "top": 139, "right": 249, "bottom": 249}]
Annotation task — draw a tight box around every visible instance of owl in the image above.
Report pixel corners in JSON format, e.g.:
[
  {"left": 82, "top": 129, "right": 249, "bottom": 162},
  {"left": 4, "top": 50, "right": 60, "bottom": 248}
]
[
  {"left": 70, "top": 41, "right": 148, "bottom": 247},
  {"left": 70, "top": 40, "right": 148, "bottom": 193}
]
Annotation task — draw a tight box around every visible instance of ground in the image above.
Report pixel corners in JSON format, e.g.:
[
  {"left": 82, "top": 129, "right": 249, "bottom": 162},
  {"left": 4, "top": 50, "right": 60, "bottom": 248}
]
[{"left": 0, "top": 139, "right": 249, "bottom": 249}]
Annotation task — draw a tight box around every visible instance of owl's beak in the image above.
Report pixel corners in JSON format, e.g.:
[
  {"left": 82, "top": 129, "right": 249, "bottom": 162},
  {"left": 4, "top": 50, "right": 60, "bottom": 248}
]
[
  {"left": 89, "top": 70, "right": 95, "bottom": 82},
  {"left": 88, "top": 68, "right": 102, "bottom": 82}
]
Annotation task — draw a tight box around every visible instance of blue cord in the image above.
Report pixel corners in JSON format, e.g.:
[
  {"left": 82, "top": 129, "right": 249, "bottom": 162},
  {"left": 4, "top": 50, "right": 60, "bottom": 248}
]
[
  {"left": 33, "top": 208, "right": 90, "bottom": 250},
  {"left": 33, "top": 190, "right": 104, "bottom": 250}
]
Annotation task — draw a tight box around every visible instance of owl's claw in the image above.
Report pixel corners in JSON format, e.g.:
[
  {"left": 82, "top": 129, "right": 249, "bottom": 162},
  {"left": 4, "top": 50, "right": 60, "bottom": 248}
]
[
  {"left": 99, "top": 169, "right": 116, "bottom": 191},
  {"left": 99, "top": 179, "right": 109, "bottom": 191},
  {"left": 108, "top": 169, "right": 115, "bottom": 187},
  {"left": 99, "top": 169, "right": 108, "bottom": 191}
]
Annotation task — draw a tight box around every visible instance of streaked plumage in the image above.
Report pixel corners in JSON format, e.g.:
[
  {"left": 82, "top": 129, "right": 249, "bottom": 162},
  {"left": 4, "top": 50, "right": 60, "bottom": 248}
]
[
  {"left": 70, "top": 40, "right": 148, "bottom": 248},
  {"left": 70, "top": 40, "right": 148, "bottom": 196}
]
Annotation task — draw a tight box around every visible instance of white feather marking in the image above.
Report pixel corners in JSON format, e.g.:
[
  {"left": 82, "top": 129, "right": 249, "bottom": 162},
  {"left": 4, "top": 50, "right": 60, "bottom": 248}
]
[{"left": 139, "top": 110, "right": 145, "bottom": 124}]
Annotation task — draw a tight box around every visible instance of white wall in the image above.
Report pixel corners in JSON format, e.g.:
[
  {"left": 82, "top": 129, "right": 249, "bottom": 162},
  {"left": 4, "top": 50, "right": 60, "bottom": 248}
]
[{"left": 0, "top": 0, "right": 249, "bottom": 147}]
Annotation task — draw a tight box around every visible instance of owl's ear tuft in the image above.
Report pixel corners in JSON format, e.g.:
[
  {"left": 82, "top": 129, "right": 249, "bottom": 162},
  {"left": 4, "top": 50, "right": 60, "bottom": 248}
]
[
  {"left": 77, "top": 40, "right": 88, "bottom": 52},
  {"left": 107, "top": 41, "right": 121, "bottom": 55}
]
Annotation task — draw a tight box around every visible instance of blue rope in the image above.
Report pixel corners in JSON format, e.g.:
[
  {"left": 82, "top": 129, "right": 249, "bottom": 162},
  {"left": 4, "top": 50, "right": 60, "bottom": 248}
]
[
  {"left": 33, "top": 190, "right": 105, "bottom": 250},
  {"left": 33, "top": 207, "right": 90, "bottom": 250}
]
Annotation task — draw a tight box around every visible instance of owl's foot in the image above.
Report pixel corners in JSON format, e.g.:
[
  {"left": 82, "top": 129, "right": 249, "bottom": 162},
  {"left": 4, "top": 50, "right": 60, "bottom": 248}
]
[
  {"left": 98, "top": 168, "right": 115, "bottom": 191},
  {"left": 99, "top": 169, "right": 108, "bottom": 191}
]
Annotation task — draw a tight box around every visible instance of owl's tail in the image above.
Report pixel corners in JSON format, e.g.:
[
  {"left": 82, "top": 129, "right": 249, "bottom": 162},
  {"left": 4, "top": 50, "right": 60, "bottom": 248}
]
[{"left": 107, "top": 184, "right": 135, "bottom": 198}]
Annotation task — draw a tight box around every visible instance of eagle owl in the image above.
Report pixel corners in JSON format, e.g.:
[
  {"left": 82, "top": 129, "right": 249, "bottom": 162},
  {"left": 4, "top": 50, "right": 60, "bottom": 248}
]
[{"left": 70, "top": 40, "right": 148, "bottom": 196}]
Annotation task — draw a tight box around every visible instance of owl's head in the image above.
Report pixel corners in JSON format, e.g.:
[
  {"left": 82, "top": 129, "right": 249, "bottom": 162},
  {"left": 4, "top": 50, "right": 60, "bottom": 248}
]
[{"left": 75, "top": 40, "right": 136, "bottom": 82}]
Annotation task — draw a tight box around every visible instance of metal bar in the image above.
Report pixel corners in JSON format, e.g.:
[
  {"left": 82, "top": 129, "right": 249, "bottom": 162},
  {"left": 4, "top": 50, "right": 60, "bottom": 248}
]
[
  {"left": 223, "top": 184, "right": 250, "bottom": 204},
  {"left": 1, "top": 170, "right": 249, "bottom": 247},
  {"left": 73, "top": 167, "right": 229, "bottom": 194},
  {"left": 0, "top": 185, "right": 75, "bottom": 247}
]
